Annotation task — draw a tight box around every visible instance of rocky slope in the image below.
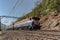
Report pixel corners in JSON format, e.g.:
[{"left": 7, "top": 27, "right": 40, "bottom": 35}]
[{"left": 40, "top": 12, "right": 60, "bottom": 30}]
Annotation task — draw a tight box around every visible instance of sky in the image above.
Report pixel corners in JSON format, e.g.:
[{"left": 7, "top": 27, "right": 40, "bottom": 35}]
[{"left": 0, "top": 0, "right": 41, "bottom": 25}]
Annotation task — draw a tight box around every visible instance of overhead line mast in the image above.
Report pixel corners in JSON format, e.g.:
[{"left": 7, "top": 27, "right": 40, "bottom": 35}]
[{"left": 0, "top": 16, "right": 19, "bottom": 31}]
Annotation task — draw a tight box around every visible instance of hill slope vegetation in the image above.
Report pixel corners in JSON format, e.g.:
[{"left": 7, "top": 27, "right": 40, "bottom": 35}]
[{"left": 16, "top": 0, "right": 60, "bottom": 21}]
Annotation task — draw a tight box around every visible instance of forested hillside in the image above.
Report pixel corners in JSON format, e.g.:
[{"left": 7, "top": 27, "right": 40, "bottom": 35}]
[{"left": 16, "top": 0, "right": 60, "bottom": 21}]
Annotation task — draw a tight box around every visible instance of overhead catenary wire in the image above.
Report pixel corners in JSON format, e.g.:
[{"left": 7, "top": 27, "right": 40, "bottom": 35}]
[
  {"left": 8, "top": 0, "right": 20, "bottom": 16},
  {"left": 4, "top": 0, "right": 23, "bottom": 24},
  {"left": 0, "top": 0, "right": 24, "bottom": 29},
  {"left": 8, "top": 0, "right": 24, "bottom": 16},
  {"left": 6, "top": 0, "right": 24, "bottom": 25},
  {"left": 11, "top": 0, "right": 24, "bottom": 16}
]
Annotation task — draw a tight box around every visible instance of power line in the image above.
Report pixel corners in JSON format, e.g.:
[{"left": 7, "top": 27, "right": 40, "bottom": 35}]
[
  {"left": 8, "top": 0, "right": 20, "bottom": 15},
  {"left": 11, "top": 0, "right": 24, "bottom": 16},
  {"left": 15, "top": 0, "right": 24, "bottom": 10}
]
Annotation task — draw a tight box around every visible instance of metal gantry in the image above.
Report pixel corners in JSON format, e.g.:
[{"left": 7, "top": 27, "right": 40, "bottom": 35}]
[{"left": 0, "top": 16, "right": 19, "bottom": 31}]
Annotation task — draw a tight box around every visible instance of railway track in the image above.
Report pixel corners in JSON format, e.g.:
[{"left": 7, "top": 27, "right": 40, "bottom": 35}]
[{"left": 0, "top": 30, "right": 60, "bottom": 40}]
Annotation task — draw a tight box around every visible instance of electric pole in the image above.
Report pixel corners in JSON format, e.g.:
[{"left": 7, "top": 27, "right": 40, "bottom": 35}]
[
  {"left": 12, "top": 22, "right": 14, "bottom": 30},
  {"left": 0, "top": 17, "right": 1, "bottom": 31}
]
